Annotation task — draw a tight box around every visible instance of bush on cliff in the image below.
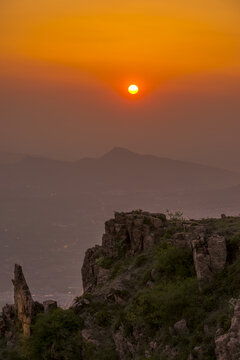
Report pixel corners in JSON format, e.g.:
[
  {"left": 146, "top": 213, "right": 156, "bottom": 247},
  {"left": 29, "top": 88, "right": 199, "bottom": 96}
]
[
  {"left": 0, "top": 348, "right": 24, "bottom": 360},
  {"left": 23, "top": 308, "right": 84, "bottom": 360},
  {"left": 155, "top": 243, "right": 195, "bottom": 280}
]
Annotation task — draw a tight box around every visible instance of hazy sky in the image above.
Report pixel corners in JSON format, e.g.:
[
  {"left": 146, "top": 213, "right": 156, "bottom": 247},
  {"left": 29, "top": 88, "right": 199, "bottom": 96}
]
[{"left": 0, "top": 0, "right": 240, "bottom": 171}]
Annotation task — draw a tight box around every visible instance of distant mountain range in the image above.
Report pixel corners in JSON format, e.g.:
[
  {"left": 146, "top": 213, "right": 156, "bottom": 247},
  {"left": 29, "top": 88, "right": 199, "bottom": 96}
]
[
  {"left": 0, "top": 147, "right": 240, "bottom": 306},
  {"left": 1, "top": 147, "right": 240, "bottom": 194}
]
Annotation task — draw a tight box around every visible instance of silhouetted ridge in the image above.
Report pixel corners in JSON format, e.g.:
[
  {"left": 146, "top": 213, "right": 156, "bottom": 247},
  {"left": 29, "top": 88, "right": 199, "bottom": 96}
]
[{"left": 100, "top": 147, "right": 140, "bottom": 160}]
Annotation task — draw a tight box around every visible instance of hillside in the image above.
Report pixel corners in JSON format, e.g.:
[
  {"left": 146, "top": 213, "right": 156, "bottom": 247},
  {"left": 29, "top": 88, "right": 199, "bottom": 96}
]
[
  {"left": 1, "top": 211, "right": 240, "bottom": 359},
  {"left": 1, "top": 148, "right": 240, "bottom": 307}
]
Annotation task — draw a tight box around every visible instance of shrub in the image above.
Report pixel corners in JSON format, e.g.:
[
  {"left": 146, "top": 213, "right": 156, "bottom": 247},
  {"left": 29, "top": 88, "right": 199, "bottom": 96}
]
[
  {"left": 155, "top": 244, "right": 195, "bottom": 280},
  {"left": 133, "top": 209, "right": 143, "bottom": 214},
  {"left": 95, "top": 256, "right": 113, "bottom": 269},
  {"left": 110, "top": 258, "right": 131, "bottom": 279},
  {"left": 166, "top": 210, "right": 184, "bottom": 221},
  {"left": 0, "top": 349, "right": 24, "bottom": 360},
  {"left": 114, "top": 238, "right": 130, "bottom": 258},
  {"left": 156, "top": 213, "right": 167, "bottom": 222},
  {"left": 217, "top": 313, "right": 232, "bottom": 332},
  {"left": 126, "top": 278, "right": 201, "bottom": 334},
  {"left": 95, "top": 310, "right": 111, "bottom": 327},
  {"left": 135, "top": 254, "right": 147, "bottom": 267},
  {"left": 23, "top": 308, "right": 84, "bottom": 360},
  {"left": 84, "top": 342, "right": 119, "bottom": 360},
  {"left": 143, "top": 217, "right": 152, "bottom": 226}
]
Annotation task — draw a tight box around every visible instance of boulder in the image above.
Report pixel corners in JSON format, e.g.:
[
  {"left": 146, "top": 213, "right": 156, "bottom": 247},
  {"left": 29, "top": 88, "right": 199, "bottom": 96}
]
[
  {"left": 173, "top": 319, "right": 189, "bottom": 335},
  {"left": 215, "top": 299, "right": 240, "bottom": 360}
]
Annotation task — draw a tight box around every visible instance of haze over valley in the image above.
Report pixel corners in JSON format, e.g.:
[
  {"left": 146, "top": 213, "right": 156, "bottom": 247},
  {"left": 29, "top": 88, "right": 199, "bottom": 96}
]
[{"left": 1, "top": 147, "right": 240, "bottom": 307}]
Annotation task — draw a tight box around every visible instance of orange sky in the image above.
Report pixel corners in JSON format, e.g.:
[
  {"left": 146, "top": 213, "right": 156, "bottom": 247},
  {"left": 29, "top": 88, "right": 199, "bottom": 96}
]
[
  {"left": 1, "top": 0, "right": 240, "bottom": 93},
  {"left": 0, "top": 1, "right": 240, "bottom": 170}
]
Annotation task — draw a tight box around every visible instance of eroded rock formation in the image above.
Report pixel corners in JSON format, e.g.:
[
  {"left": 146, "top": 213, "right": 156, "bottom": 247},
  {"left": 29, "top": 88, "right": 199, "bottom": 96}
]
[
  {"left": 12, "top": 264, "right": 38, "bottom": 336},
  {"left": 192, "top": 232, "right": 227, "bottom": 290},
  {"left": 82, "top": 211, "right": 227, "bottom": 293},
  {"left": 215, "top": 299, "right": 240, "bottom": 360},
  {"left": 0, "top": 264, "right": 56, "bottom": 340},
  {"left": 79, "top": 211, "right": 230, "bottom": 359},
  {"left": 82, "top": 211, "right": 167, "bottom": 292}
]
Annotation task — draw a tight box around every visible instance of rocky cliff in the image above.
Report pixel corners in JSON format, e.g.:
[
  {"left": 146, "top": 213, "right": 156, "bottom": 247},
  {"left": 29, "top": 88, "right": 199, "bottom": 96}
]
[
  {"left": 82, "top": 211, "right": 227, "bottom": 293},
  {"left": 77, "top": 211, "right": 237, "bottom": 359},
  {"left": 1, "top": 211, "right": 240, "bottom": 360}
]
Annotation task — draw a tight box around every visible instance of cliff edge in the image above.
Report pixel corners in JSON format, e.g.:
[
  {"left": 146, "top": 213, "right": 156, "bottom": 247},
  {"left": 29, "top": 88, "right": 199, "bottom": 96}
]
[{"left": 2, "top": 211, "right": 240, "bottom": 360}]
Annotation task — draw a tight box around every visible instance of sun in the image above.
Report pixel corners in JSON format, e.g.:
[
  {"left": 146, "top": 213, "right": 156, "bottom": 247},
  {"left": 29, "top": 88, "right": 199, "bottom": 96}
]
[{"left": 128, "top": 84, "right": 139, "bottom": 95}]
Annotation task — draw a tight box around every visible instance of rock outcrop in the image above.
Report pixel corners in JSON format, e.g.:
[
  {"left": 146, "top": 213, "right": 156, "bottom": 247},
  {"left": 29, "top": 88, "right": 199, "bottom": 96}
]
[
  {"left": 82, "top": 211, "right": 167, "bottom": 291},
  {"left": 215, "top": 299, "right": 240, "bottom": 360},
  {"left": 0, "top": 264, "right": 57, "bottom": 340},
  {"left": 82, "top": 211, "right": 227, "bottom": 293},
  {"left": 78, "top": 211, "right": 230, "bottom": 359},
  {"left": 192, "top": 232, "right": 227, "bottom": 289},
  {"left": 173, "top": 319, "right": 189, "bottom": 335},
  {"left": 1, "top": 211, "right": 234, "bottom": 360},
  {"left": 12, "top": 264, "right": 40, "bottom": 336}
]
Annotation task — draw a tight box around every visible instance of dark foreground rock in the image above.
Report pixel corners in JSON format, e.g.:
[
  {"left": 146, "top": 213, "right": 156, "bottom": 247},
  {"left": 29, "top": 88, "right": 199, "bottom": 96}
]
[{"left": 2, "top": 211, "right": 240, "bottom": 360}]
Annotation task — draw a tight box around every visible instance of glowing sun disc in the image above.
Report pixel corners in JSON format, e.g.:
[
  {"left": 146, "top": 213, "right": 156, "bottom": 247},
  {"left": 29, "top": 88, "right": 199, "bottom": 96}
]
[{"left": 128, "top": 84, "right": 139, "bottom": 95}]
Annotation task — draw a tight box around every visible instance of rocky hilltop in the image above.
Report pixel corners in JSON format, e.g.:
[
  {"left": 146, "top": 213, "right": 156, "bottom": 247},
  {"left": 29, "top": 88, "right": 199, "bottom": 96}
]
[
  {"left": 1, "top": 210, "right": 240, "bottom": 360},
  {"left": 81, "top": 211, "right": 227, "bottom": 294}
]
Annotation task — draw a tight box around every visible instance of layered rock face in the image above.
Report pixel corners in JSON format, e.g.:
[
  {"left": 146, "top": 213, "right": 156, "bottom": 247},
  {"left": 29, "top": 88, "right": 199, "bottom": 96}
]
[
  {"left": 80, "top": 212, "right": 230, "bottom": 359},
  {"left": 82, "top": 211, "right": 227, "bottom": 293},
  {"left": 215, "top": 299, "right": 240, "bottom": 360},
  {"left": 82, "top": 211, "right": 167, "bottom": 292}
]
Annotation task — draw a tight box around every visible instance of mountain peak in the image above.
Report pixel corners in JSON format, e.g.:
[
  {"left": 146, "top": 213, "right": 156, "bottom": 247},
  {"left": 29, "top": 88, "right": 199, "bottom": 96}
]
[{"left": 101, "top": 147, "right": 139, "bottom": 159}]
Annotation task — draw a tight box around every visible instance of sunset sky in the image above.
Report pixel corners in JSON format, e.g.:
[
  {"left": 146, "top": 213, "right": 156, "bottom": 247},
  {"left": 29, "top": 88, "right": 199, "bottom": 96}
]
[{"left": 0, "top": 0, "right": 240, "bottom": 170}]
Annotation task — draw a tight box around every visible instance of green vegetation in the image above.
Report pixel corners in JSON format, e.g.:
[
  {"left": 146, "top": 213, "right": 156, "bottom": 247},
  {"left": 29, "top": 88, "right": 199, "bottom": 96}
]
[
  {"left": 3, "top": 215, "right": 240, "bottom": 359},
  {"left": 95, "top": 256, "right": 114, "bottom": 269},
  {"left": 23, "top": 309, "right": 84, "bottom": 360},
  {"left": 143, "top": 217, "right": 152, "bottom": 226},
  {"left": 84, "top": 342, "right": 119, "bottom": 360},
  {"left": 135, "top": 254, "right": 148, "bottom": 267},
  {"left": 95, "top": 310, "right": 111, "bottom": 327},
  {"left": 0, "top": 346, "right": 24, "bottom": 360},
  {"left": 109, "top": 226, "right": 240, "bottom": 358},
  {"left": 155, "top": 243, "right": 195, "bottom": 280}
]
